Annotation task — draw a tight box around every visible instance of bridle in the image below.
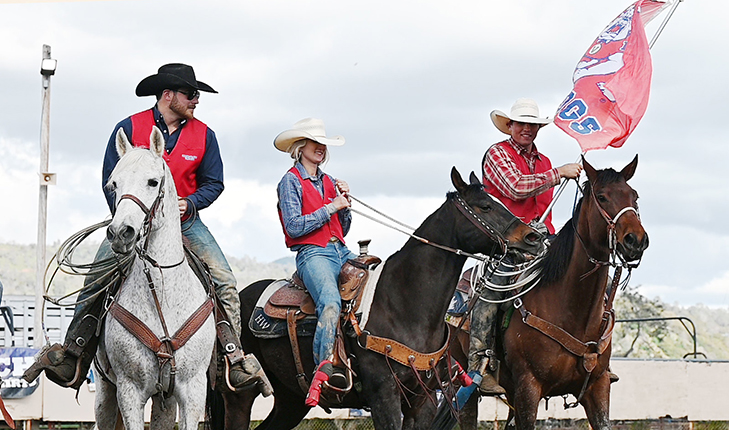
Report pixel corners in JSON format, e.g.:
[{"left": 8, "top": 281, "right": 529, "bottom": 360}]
[{"left": 576, "top": 180, "right": 642, "bottom": 281}]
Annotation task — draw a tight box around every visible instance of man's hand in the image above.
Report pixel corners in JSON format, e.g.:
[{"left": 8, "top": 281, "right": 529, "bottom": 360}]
[
  {"left": 557, "top": 163, "right": 582, "bottom": 179},
  {"left": 178, "top": 197, "right": 188, "bottom": 217}
]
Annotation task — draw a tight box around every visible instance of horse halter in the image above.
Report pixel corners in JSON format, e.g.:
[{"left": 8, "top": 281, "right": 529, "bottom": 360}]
[{"left": 449, "top": 193, "right": 510, "bottom": 255}]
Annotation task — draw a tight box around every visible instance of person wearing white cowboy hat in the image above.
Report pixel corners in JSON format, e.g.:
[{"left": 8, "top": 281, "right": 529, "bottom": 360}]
[
  {"left": 23, "top": 63, "right": 275, "bottom": 396},
  {"left": 460, "top": 98, "right": 584, "bottom": 399},
  {"left": 275, "top": 118, "right": 357, "bottom": 407}
]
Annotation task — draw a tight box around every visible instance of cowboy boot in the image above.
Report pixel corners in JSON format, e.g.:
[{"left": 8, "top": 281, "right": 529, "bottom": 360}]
[
  {"left": 23, "top": 311, "right": 101, "bottom": 389},
  {"left": 226, "top": 354, "right": 273, "bottom": 396},
  {"left": 305, "top": 360, "right": 333, "bottom": 407},
  {"left": 468, "top": 300, "right": 506, "bottom": 396},
  {"left": 22, "top": 344, "right": 77, "bottom": 384}
]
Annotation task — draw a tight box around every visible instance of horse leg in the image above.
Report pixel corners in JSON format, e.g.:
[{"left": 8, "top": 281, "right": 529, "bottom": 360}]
[
  {"left": 114, "top": 380, "right": 148, "bottom": 430},
  {"left": 511, "top": 378, "right": 541, "bottom": 430},
  {"left": 361, "top": 375, "right": 403, "bottom": 430},
  {"left": 403, "top": 398, "right": 437, "bottom": 430},
  {"left": 256, "top": 386, "right": 310, "bottom": 430},
  {"left": 580, "top": 375, "right": 611, "bottom": 430},
  {"left": 94, "top": 377, "right": 119, "bottom": 430},
  {"left": 149, "top": 395, "right": 177, "bottom": 430},
  {"left": 174, "top": 374, "right": 210, "bottom": 430},
  {"left": 220, "top": 390, "right": 257, "bottom": 430}
]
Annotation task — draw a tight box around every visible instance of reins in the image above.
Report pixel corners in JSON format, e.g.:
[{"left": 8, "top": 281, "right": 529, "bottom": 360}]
[{"left": 348, "top": 193, "right": 508, "bottom": 261}]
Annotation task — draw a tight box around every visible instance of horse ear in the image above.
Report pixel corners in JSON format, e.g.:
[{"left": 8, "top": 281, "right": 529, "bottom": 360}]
[
  {"left": 620, "top": 154, "right": 638, "bottom": 181},
  {"left": 115, "top": 128, "right": 133, "bottom": 158},
  {"left": 582, "top": 154, "right": 598, "bottom": 184},
  {"left": 149, "top": 127, "right": 165, "bottom": 157},
  {"left": 469, "top": 171, "right": 482, "bottom": 185},
  {"left": 451, "top": 167, "right": 467, "bottom": 194}
]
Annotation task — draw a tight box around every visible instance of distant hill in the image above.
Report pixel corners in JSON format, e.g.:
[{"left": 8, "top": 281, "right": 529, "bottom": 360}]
[
  {"left": 0, "top": 242, "right": 295, "bottom": 298},
  {"left": 0, "top": 243, "right": 727, "bottom": 359}
]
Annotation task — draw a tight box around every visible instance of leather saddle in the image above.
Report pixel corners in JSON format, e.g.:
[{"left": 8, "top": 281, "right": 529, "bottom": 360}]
[
  {"left": 263, "top": 254, "right": 382, "bottom": 322},
  {"left": 260, "top": 243, "right": 382, "bottom": 404}
]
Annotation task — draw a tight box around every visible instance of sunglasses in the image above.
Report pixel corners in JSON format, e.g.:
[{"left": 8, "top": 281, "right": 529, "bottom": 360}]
[{"left": 176, "top": 88, "right": 200, "bottom": 100}]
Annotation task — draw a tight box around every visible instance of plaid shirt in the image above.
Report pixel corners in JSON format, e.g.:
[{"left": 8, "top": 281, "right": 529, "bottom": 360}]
[
  {"left": 482, "top": 138, "right": 560, "bottom": 201},
  {"left": 277, "top": 163, "right": 352, "bottom": 247}
]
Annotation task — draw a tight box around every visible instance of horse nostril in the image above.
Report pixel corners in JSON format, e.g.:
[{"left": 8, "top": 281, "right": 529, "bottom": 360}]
[
  {"left": 624, "top": 233, "right": 638, "bottom": 250},
  {"left": 121, "top": 226, "right": 136, "bottom": 242},
  {"left": 525, "top": 232, "right": 541, "bottom": 245},
  {"left": 106, "top": 227, "right": 115, "bottom": 242}
]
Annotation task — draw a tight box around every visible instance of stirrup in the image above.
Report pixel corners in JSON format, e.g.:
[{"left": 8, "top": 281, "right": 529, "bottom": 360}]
[
  {"left": 478, "top": 373, "right": 506, "bottom": 396},
  {"left": 23, "top": 344, "right": 86, "bottom": 389}
]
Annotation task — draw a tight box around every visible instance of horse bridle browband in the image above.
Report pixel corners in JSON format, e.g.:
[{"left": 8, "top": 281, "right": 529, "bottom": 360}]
[{"left": 449, "top": 193, "right": 512, "bottom": 255}]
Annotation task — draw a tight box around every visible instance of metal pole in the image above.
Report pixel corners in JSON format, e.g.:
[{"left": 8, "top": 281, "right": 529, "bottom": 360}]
[
  {"left": 649, "top": 0, "right": 683, "bottom": 49},
  {"left": 542, "top": 1, "right": 683, "bottom": 223},
  {"left": 35, "top": 45, "right": 54, "bottom": 348},
  {"left": 538, "top": 154, "right": 583, "bottom": 224}
]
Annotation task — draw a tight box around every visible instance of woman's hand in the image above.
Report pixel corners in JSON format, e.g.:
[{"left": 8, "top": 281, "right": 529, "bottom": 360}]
[
  {"left": 331, "top": 194, "right": 351, "bottom": 211},
  {"left": 335, "top": 179, "right": 350, "bottom": 196}
]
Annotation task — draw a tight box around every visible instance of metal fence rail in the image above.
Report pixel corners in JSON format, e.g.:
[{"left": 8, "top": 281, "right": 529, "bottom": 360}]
[{"left": 0, "top": 295, "right": 74, "bottom": 348}]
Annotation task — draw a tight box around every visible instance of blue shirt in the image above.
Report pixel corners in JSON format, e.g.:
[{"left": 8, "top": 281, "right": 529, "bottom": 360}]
[
  {"left": 277, "top": 163, "right": 352, "bottom": 249},
  {"left": 102, "top": 106, "right": 224, "bottom": 214}
]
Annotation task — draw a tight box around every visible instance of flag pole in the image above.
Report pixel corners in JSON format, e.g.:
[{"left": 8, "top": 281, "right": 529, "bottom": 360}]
[
  {"left": 538, "top": 154, "right": 583, "bottom": 224},
  {"left": 540, "top": 0, "right": 683, "bottom": 224},
  {"left": 649, "top": 0, "right": 683, "bottom": 49}
]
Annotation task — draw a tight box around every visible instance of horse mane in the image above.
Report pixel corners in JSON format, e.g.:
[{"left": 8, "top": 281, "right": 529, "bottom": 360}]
[
  {"left": 536, "top": 199, "right": 580, "bottom": 286},
  {"left": 535, "top": 167, "right": 625, "bottom": 285}
]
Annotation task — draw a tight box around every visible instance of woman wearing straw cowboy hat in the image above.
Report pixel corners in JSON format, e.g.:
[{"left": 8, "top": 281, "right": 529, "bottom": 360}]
[
  {"left": 467, "top": 98, "right": 583, "bottom": 396},
  {"left": 275, "top": 118, "right": 357, "bottom": 407}
]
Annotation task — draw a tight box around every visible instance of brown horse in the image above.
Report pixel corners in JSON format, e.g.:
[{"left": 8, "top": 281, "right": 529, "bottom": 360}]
[{"left": 436, "top": 156, "right": 649, "bottom": 430}]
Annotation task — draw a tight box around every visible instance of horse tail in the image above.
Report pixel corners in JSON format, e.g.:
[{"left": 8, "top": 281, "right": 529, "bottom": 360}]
[{"left": 431, "top": 398, "right": 459, "bottom": 430}]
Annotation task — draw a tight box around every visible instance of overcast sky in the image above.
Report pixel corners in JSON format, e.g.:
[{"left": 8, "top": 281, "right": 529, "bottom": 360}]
[{"left": 0, "top": 0, "right": 727, "bottom": 308}]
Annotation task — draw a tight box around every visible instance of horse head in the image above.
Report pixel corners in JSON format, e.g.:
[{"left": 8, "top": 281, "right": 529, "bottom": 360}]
[
  {"left": 582, "top": 155, "right": 649, "bottom": 263},
  {"left": 106, "top": 127, "right": 174, "bottom": 255},
  {"left": 450, "top": 167, "right": 545, "bottom": 258}
]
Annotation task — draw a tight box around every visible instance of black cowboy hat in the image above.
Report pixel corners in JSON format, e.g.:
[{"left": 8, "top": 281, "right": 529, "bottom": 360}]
[{"left": 135, "top": 63, "right": 217, "bottom": 97}]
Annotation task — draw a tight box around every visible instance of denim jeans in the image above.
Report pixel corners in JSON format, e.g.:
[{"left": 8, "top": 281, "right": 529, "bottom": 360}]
[
  {"left": 181, "top": 216, "right": 240, "bottom": 337},
  {"left": 67, "top": 216, "right": 240, "bottom": 343},
  {"left": 295, "top": 241, "right": 356, "bottom": 364}
]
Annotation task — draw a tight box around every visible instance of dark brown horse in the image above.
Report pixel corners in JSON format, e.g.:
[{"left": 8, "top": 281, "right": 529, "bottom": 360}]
[
  {"left": 436, "top": 156, "right": 649, "bottom": 430},
  {"left": 209, "top": 167, "right": 546, "bottom": 430}
]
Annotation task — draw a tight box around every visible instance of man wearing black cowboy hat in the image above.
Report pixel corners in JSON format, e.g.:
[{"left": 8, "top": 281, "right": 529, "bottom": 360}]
[{"left": 24, "top": 63, "right": 272, "bottom": 395}]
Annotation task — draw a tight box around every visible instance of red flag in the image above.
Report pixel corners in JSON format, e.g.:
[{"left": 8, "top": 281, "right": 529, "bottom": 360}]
[{"left": 554, "top": 0, "right": 667, "bottom": 152}]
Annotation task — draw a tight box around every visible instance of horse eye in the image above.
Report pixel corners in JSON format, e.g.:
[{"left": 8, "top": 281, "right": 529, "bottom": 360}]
[
  {"left": 479, "top": 205, "right": 492, "bottom": 213},
  {"left": 148, "top": 179, "right": 159, "bottom": 188},
  {"left": 597, "top": 194, "right": 608, "bottom": 203},
  {"left": 108, "top": 181, "right": 116, "bottom": 191}
]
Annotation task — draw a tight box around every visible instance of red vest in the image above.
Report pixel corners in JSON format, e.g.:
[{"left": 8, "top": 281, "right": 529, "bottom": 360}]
[
  {"left": 130, "top": 109, "right": 207, "bottom": 199},
  {"left": 483, "top": 140, "right": 555, "bottom": 234},
  {"left": 279, "top": 167, "right": 345, "bottom": 248}
]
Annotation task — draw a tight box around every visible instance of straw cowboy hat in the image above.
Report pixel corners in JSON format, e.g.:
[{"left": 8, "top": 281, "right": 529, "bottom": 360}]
[
  {"left": 490, "top": 98, "right": 552, "bottom": 135},
  {"left": 274, "top": 118, "right": 345, "bottom": 153},
  {"left": 135, "top": 63, "right": 217, "bottom": 97}
]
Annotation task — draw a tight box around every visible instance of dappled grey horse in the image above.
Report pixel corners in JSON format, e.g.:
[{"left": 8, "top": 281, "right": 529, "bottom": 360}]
[{"left": 94, "top": 127, "right": 216, "bottom": 430}]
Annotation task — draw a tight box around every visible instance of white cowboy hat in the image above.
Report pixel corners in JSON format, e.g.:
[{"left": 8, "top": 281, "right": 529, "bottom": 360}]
[
  {"left": 273, "top": 118, "right": 345, "bottom": 153},
  {"left": 490, "top": 98, "right": 552, "bottom": 135}
]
